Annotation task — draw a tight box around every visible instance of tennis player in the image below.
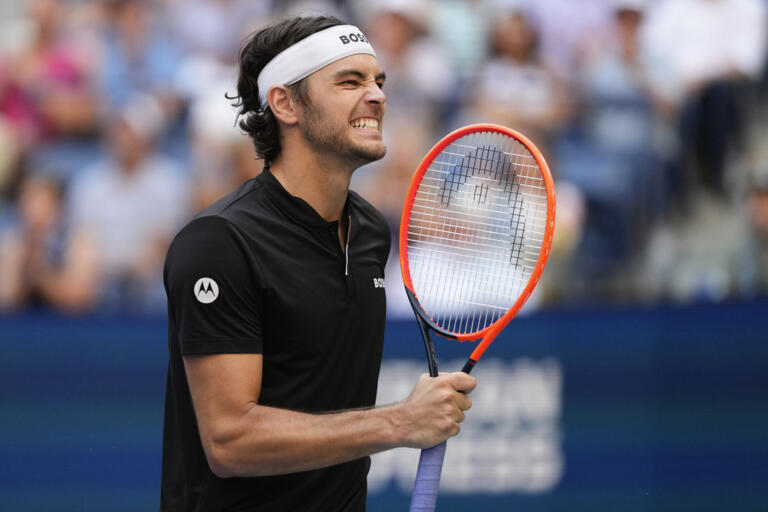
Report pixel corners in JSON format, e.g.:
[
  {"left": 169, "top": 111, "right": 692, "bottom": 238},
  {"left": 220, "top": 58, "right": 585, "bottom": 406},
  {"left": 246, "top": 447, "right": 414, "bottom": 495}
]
[{"left": 160, "top": 16, "right": 476, "bottom": 511}]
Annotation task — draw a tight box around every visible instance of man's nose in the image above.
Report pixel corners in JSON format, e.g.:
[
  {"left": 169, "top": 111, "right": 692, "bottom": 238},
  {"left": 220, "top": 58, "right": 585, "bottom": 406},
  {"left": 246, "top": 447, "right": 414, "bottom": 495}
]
[{"left": 364, "top": 81, "right": 386, "bottom": 105}]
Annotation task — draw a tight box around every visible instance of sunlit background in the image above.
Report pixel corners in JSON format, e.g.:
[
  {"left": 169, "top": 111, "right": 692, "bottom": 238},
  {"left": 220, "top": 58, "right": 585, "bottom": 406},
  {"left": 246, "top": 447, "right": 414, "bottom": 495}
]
[{"left": 1, "top": 0, "right": 767, "bottom": 510}]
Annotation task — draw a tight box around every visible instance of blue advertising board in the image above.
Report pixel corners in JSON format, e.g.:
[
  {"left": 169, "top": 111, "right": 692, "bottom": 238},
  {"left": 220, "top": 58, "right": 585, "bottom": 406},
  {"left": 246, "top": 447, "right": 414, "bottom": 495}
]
[{"left": 1, "top": 300, "right": 767, "bottom": 511}]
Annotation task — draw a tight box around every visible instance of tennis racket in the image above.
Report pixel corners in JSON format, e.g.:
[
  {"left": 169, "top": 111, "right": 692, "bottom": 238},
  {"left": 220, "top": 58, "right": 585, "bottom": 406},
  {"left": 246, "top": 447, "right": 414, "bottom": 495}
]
[{"left": 399, "top": 124, "right": 556, "bottom": 511}]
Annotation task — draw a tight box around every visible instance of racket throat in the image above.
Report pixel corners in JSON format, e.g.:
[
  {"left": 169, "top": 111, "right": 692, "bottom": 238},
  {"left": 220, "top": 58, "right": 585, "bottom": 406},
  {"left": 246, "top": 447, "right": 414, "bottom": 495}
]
[
  {"left": 417, "top": 316, "right": 439, "bottom": 377},
  {"left": 406, "top": 287, "right": 439, "bottom": 377}
]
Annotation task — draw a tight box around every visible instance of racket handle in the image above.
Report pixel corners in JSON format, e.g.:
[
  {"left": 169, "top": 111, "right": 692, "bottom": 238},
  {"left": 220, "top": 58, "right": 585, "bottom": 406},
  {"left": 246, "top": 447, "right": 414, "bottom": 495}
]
[{"left": 409, "top": 441, "right": 447, "bottom": 512}]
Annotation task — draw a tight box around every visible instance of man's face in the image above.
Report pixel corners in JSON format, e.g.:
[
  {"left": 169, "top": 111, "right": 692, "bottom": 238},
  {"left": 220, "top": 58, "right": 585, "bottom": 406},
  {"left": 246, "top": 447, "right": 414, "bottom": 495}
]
[{"left": 297, "top": 54, "right": 387, "bottom": 167}]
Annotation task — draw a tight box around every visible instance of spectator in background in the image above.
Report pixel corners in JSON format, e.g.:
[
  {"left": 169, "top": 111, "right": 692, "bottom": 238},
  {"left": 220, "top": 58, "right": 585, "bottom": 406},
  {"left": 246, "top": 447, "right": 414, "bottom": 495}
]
[
  {"left": 0, "top": 116, "right": 20, "bottom": 196},
  {"left": 96, "top": 0, "right": 183, "bottom": 116},
  {"left": 737, "top": 166, "right": 768, "bottom": 296},
  {"left": 188, "top": 86, "right": 263, "bottom": 210},
  {"left": 536, "top": 181, "right": 587, "bottom": 304},
  {"left": 577, "top": 0, "right": 661, "bottom": 158},
  {"left": 430, "top": 0, "right": 492, "bottom": 80},
  {"left": 461, "top": 7, "right": 568, "bottom": 155},
  {"left": 558, "top": 0, "right": 666, "bottom": 295},
  {"left": 363, "top": 1, "right": 456, "bottom": 126},
  {"left": 526, "top": 0, "right": 613, "bottom": 82},
  {"left": 0, "top": 173, "right": 80, "bottom": 311},
  {"left": 643, "top": 0, "right": 768, "bottom": 197},
  {"left": 0, "top": 0, "right": 96, "bottom": 150},
  {"left": 65, "top": 94, "right": 189, "bottom": 312},
  {"left": 166, "top": 0, "right": 270, "bottom": 63},
  {"left": 168, "top": 0, "right": 269, "bottom": 211}
]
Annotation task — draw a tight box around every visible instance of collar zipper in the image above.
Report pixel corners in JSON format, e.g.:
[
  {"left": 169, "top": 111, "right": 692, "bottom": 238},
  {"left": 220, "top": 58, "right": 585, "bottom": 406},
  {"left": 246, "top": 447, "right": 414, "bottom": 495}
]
[{"left": 345, "top": 215, "right": 351, "bottom": 276}]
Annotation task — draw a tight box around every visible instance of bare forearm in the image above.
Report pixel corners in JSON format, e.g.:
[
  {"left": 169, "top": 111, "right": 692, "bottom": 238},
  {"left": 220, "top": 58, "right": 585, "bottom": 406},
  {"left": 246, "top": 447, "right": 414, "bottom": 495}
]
[
  {"left": 186, "top": 351, "right": 477, "bottom": 481},
  {"left": 207, "top": 403, "right": 406, "bottom": 478}
]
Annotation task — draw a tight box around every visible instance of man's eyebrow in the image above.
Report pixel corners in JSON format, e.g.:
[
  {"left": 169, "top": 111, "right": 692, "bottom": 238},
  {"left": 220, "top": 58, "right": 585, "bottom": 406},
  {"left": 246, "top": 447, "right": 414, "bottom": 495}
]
[{"left": 333, "top": 69, "right": 387, "bottom": 82}]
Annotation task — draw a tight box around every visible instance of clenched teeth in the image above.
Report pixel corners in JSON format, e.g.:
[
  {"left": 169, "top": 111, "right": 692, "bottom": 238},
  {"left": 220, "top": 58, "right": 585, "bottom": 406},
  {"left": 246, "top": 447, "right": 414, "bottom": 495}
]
[{"left": 350, "top": 118, "right": 379, "bottom": 130}]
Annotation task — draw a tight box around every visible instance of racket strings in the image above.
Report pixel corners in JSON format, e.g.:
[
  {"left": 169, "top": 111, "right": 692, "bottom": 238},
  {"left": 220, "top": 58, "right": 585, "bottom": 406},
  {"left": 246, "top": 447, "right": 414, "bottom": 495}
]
[{"left": 407, "top": 132, "right": 548, "bottom": 335}]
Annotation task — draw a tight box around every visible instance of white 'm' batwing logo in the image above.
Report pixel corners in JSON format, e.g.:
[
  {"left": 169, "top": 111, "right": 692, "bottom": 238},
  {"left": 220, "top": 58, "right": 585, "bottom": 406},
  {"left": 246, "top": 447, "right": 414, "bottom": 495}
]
[{"left": 194, "top": 277, "right": 219, "bottom": 304}]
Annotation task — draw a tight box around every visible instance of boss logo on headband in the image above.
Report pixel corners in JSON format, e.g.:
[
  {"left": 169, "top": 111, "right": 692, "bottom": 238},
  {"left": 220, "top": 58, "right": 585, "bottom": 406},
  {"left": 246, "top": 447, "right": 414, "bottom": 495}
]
[{"left": 339, "top": 32, "right": 369, "bottom": 45}]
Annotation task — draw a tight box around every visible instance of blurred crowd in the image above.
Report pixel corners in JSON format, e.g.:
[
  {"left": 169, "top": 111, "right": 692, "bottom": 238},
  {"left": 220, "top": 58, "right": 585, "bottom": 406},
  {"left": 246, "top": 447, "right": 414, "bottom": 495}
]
[{"left": 0, "top": 0, "right": 767, "bottom": 315}]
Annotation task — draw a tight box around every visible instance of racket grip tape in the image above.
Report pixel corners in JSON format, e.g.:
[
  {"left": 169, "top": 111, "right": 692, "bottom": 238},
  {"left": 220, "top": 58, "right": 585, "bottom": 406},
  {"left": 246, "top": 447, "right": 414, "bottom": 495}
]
[{"left": 409, "top": 441, "right": 447, "bottom": 512}]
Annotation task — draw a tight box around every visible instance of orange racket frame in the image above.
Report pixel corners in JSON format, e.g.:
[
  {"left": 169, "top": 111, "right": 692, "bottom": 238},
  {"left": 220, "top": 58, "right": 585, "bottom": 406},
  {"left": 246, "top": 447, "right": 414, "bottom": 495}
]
[{"left": 398, "top": 123, "right": 556, "bottom": 364}]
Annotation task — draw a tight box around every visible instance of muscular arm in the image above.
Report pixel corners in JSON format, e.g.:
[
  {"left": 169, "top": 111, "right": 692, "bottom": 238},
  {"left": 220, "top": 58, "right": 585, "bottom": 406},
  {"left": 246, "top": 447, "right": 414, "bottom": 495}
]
[{"left": 184, "top": 353, "right": 475, "bottom": 478}]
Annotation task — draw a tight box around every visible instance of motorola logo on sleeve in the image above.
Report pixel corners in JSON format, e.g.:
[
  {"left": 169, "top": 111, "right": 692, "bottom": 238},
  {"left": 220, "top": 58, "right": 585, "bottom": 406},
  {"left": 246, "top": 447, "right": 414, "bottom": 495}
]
[{"left": 194, "top": 277, "right": 219, "bottom": 304}]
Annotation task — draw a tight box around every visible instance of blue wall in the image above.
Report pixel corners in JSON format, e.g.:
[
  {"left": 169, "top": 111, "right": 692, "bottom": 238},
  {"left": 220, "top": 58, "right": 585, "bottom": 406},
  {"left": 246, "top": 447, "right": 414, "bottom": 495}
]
[{"left": 2, "top": 300, "right": 767, "bottom": 511}]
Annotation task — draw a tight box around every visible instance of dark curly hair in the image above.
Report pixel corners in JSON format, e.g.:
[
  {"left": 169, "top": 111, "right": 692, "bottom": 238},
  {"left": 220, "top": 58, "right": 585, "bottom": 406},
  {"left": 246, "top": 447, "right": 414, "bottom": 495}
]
[{"left": 227, "top": 16, "right": 346, "bottom": 164}]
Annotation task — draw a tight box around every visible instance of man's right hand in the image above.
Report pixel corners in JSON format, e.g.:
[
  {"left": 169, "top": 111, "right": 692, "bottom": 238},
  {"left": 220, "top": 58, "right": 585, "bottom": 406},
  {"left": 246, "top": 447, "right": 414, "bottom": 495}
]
[{"left": 394, "top": 372, "right": 477, "bottom": 449}]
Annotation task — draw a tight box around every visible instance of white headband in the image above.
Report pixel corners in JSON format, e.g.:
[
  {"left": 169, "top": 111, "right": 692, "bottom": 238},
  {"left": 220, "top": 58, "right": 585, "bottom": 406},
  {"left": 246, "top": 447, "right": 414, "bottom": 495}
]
[{"left": 256, "top": 24, "right": 377, "bottom": 108}]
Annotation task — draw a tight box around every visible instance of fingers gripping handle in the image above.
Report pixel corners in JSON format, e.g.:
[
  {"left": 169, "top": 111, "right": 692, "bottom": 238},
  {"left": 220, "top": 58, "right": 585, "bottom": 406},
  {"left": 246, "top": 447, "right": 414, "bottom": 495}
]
[{"left": 409, "top": 441, "right": 447, "bottom": 512}]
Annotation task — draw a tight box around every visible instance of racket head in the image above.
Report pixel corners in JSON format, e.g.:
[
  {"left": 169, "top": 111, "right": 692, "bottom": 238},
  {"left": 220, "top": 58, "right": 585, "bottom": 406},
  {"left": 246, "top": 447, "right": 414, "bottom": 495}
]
[{"left": 399, "top": 124, "right": 555, "bottom": 349}]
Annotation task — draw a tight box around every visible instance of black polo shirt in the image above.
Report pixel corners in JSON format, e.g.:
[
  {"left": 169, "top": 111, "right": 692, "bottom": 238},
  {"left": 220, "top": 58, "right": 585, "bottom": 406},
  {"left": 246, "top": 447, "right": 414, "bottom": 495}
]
[{"left": 160, "top": 168, "right": 390, "bottom": 511}]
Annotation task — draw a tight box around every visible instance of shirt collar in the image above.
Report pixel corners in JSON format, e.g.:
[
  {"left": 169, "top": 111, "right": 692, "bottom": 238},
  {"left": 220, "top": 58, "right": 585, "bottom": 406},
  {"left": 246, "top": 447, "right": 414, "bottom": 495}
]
[{"left": 259, "top": 165, "right": 351, "bottom": 230}]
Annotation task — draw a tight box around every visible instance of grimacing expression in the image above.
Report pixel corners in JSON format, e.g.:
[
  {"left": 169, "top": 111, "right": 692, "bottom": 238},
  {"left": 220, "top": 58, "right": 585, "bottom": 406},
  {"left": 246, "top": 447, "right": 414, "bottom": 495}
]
[{"left": 298, "top": 54, "right": 387, "bottom": 166}]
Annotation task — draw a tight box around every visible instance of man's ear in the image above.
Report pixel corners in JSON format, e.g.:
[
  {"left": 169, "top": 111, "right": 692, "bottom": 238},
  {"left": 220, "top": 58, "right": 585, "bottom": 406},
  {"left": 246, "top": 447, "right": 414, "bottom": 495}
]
[{"left": 267, "top": 86, "right": 299, "bottom": 126}]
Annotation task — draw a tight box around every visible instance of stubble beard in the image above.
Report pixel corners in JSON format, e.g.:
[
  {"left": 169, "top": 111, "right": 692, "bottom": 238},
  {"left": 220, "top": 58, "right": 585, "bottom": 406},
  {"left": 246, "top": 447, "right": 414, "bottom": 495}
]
[{"left": 301, "top": 103, "right": 387, "bottom": 168}]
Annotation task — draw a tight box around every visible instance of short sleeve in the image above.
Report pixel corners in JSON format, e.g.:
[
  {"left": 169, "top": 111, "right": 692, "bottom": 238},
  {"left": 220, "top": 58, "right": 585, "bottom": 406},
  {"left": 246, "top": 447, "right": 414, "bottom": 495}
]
[{"left": 164, "top": 215, "right": 264, "bottom": 355}]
